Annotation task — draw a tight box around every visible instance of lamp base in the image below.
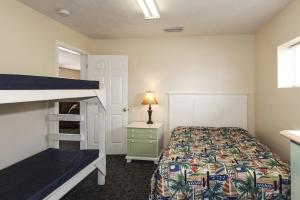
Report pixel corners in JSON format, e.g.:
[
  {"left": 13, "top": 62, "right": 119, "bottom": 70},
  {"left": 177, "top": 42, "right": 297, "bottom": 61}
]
[
  {"left": 147, "top": 104, "right": 153, "bottom": 124},
  {"left": 147, "top": 120, "right": 154, "bottom": 124}
]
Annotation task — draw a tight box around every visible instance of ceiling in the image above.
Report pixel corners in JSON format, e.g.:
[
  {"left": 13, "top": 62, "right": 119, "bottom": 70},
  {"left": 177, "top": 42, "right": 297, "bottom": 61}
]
[{"left": 19, "top": 0, "right": 291, "bottom": 39}]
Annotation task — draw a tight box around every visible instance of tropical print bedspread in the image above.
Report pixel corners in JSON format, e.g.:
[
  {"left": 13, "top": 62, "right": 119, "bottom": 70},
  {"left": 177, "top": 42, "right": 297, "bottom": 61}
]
[{"left": 149, "top": 127, "right": 291, "bottom": 200}]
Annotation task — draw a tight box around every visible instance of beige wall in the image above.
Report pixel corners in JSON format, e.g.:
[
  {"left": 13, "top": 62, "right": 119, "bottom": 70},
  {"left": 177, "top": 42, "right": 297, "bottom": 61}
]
[
  {"left": 59, "top": 67, "right": 81, "bottom": 79},
  {"left": 0, "top": 1, "right": 89, "bottom": 169},
  {"left": 255, "top": 0, "right": 300, "bottom": 162},
  {"left": 88, "top": 35, "right": 255, "bottom": 145}
]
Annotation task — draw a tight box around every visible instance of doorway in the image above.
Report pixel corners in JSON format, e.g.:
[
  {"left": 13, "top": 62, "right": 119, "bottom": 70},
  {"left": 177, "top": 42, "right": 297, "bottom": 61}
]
[{"left": 56, "top": 43, "right": 86, "bottom": 150}]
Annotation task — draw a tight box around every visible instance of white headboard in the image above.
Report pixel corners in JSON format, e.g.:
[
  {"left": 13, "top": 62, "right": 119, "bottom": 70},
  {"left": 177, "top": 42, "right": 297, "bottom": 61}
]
[{"left": 168, "top": 93, "right": 247, "bottom": 133}]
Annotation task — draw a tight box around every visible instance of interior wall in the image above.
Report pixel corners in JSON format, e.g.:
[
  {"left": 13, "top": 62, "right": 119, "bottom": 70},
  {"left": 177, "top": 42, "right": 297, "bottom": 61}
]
[
  {"left": 0, "top": 0, "right": 89, "bottom": 169},
  {"left": 255, "top": 0, "right": 300, "bottom": 162},
  {"left": 59, "top": 67, "right": 81, "bottom": 79},
  {"left": 88, "top": 35, "right": 255, "bottom": 146}
]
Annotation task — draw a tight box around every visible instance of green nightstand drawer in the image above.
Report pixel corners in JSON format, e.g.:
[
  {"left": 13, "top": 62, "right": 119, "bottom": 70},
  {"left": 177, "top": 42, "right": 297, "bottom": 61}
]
[
  {"left": 127, "top": 139, "right": 158, "bottom": 157},
  {"left": 127, "top": 128, "right": 157, "bottom": 140}
]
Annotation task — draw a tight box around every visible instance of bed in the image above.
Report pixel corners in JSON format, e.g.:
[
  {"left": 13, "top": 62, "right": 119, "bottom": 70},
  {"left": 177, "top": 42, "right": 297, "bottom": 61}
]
[
  {"left": 149, "top": 93, "right": 291, "bottom": 200},
  {"left": 0, "top": 74, "right": 106, "bottom": 199},
  {"left": 0, "top": 148, "right": 99, "bottom": 200},
  {"left": 149, "top": 126, "right": 291, "bottom": 199}
]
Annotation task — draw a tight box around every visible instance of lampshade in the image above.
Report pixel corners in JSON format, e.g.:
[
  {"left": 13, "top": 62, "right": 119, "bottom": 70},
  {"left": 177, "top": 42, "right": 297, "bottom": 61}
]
[{"left": 142, "top": 91, "right": 158, "bottom": 105}]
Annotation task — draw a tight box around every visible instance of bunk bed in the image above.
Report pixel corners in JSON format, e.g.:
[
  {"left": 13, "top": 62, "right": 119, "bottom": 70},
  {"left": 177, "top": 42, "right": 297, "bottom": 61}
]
[{"left": 0, "top": 74, "right": 106, "bottom": 200}]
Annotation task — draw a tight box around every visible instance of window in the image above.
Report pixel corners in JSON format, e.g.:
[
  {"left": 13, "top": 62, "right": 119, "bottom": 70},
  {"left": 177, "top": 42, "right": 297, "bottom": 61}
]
[{"left": 278, "top": 41, "right": 300, "bottom": 88}]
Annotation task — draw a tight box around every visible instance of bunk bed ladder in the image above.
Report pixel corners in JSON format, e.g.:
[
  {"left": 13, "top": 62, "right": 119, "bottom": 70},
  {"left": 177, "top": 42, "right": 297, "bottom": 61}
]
[{"left": 48, "top": 102, "right": 87, "bottom": 149}]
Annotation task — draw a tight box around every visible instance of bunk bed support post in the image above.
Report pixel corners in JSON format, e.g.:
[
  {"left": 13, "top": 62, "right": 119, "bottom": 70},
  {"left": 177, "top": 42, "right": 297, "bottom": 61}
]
[
  {"left": 48, "top": 101, "right": 59, "bottom": 149},
  {"left": 98, "top": 170, "right": 105, "bottom": 185},
  {"left": 97, "top": 167, "right": 106, "bottom": 185},
  {"left": 80, "top": 101, "right": 87, "bottom": 149},
  {"left": 96, "top": 100, "right": 106, "bottom": 185}
]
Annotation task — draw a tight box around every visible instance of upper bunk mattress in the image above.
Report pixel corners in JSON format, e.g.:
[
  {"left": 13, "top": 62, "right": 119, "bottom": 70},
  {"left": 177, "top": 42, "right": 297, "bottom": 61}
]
[
  {"left": 0, "top": 74, "right": 99, "bottom": 90},
  {"left": 0, "top": 148, "right": 99, "bottom": 200},
  {"left": 150, "top": 127, "right": 291, "bottom": 200}
]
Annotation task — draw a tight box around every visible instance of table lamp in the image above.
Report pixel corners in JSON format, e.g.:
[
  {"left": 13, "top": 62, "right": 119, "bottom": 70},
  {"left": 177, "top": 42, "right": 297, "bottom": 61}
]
[{"left": 142, "top": 91, "right": 158, "bottom": 124}]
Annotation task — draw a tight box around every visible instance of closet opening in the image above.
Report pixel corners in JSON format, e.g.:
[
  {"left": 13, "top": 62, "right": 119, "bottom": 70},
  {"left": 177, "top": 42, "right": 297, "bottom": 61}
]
[{"left": 57, "top": 44, "right": 84, "bottom": 150}]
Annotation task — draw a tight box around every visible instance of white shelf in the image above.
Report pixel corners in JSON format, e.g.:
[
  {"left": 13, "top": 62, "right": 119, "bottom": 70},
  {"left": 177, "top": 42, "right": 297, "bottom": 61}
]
[
  {"left": 48, "top": 133, "right": 84, "bottom": 141},
  {"left": 280, "top": 130, "right": 300, "bottom": 199},
  {"left": 280, "top": 130, "right": 300, "bottom": 144},
  {"left": 48, "top": 114, "right": 82, "bottom": 122}
]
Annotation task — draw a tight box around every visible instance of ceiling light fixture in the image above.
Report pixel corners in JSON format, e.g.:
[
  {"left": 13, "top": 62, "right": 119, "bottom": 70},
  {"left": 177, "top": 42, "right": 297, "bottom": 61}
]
[
  {"left": 57, "top": 8, "right": 71, "bottom": 17},
  {"left": 137, "top": 0, "right": 160, "bottom": 20},
  {"left": 58, "top": 46, "right": 80, "bottom": 55}
]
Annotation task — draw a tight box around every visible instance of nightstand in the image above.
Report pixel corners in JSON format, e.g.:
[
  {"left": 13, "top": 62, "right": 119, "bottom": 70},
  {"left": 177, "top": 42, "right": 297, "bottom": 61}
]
[{"left": 126, "top": 122, "right": 163, "bottom": 164}]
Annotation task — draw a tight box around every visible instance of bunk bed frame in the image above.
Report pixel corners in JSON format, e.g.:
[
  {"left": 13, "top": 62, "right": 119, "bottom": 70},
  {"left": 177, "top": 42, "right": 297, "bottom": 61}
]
[{"left": 0, "top": 74, "right": 106, "bottom": 200}]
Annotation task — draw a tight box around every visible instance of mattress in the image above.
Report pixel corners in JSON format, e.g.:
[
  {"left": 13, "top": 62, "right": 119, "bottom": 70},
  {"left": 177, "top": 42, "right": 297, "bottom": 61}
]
[
  {"left": 0, "top": 148, "right": 99, "bottom": 200},
  {"left": 149, "top": 127, "right": 291, "bottom": 200},
  {"left": 0, "top": 74, "right": 99, "bottom": 90}
]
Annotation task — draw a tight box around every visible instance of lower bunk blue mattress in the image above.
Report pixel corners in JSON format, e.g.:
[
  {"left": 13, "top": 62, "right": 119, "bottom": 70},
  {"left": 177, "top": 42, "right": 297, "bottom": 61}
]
[{"left": 0, "top": 148, "right": 99, "bottom": 200}]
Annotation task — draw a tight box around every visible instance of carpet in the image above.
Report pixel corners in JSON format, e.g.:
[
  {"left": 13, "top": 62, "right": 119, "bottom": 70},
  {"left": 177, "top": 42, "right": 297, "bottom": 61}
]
[{"left": 62, "top": 155, "right": 157, "bottom": 200}]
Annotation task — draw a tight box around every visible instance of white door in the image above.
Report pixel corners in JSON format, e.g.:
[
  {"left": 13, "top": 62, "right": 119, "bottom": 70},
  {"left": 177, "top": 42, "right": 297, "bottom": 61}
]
[{"left": 87, "top": 55, "right": 128, "bottom": 155}]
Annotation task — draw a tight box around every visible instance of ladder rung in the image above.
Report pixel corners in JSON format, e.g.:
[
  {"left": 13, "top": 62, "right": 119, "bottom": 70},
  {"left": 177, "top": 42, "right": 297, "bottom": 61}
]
[
  {"left": 48, "top": 114, "right": 82, "bottom": 122},
  {"left": 49, "top": 133, "right": 84, "bottom": 141}
]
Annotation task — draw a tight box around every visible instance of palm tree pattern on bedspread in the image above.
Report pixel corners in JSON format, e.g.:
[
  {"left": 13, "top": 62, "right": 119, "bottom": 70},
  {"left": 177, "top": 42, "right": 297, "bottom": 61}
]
[{"left": 149, "top": 127, "right": 291, "bottom": 200}]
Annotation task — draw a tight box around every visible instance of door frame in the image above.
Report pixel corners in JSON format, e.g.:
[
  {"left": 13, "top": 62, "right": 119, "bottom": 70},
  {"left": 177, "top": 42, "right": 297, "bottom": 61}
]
[
  {"left": 54, "top": 41, "right": 88, "bottom": 79},
  {"left": 53, "top": 41, "right": 89, "bottom": 149}
]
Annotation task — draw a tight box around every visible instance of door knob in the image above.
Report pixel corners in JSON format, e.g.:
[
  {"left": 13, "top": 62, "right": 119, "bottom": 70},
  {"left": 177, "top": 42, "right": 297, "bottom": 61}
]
[{"left": 122, "top": 108, "right": 129, "bottom": 112}]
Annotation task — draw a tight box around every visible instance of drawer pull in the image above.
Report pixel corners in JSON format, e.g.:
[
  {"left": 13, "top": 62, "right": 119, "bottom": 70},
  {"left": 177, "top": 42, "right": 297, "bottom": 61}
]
[
  {"left": 131, "top": 135, "right": 135, "bottom": 138},
  {"left": 150, "top": 141, "right": 153, "bottom": 144},
  {"left": 150, "top": 136, "right": 153, "bottom": 139},
  {"left": 131, "top": 140, "right": 135, "bottom": 143}
]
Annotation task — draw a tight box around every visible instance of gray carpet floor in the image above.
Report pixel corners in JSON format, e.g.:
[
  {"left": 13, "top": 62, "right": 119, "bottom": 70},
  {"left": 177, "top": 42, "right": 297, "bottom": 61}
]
[{"left": 62, "top": 155, "right": 157, "bottom": 200}]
